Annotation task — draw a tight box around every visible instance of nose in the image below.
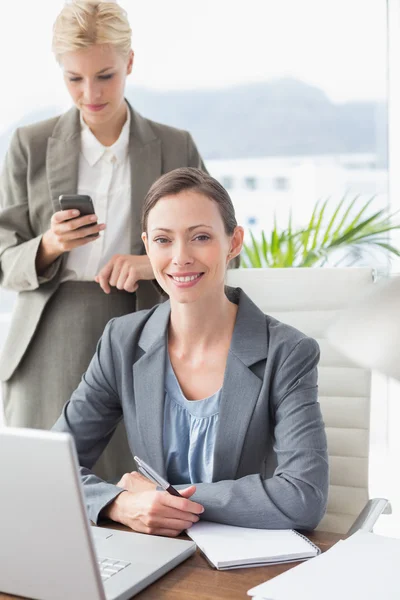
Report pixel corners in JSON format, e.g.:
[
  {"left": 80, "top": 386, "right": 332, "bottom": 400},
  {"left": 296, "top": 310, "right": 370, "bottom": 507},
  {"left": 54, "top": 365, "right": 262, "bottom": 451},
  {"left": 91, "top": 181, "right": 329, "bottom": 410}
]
[
  {"left": 172, "top": 241, "right": 194, "bottom": 266},
  {"left": 83, "top": 79, "right": 102, "bottom": 103}
]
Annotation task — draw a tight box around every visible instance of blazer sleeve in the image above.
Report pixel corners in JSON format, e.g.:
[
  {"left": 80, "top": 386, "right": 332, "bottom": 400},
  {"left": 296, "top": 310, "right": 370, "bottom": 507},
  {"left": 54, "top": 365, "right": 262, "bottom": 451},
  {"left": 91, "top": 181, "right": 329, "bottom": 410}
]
[
  {"left": 0, "top": 129, "right": 62, "bottom": 292},
  {"left": 184, "top": 337, "right": 329, "bottom": 530},
  {"left": 52, "top": 319, "right": 126, "bottom": 524}
]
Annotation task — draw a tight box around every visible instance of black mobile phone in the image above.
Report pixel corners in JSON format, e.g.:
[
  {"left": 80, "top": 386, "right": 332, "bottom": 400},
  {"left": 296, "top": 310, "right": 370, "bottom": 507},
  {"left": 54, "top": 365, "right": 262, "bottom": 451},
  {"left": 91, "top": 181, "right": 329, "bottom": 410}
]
[{"left": 58, "top": 194, "right": 98, "bottom": 237}]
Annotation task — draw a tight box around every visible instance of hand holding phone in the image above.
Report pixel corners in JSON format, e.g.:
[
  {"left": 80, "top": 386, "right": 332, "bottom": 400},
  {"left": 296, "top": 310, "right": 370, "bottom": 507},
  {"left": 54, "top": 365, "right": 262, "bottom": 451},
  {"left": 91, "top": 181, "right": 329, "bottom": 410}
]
[
  {"left": 49, "top": 194, "right": 105, "bottom": 251},
  {"left": 58, "top": 194, "right": 99, "bottom": 238},
  {"left": 37, "top": 196, "right": 106, "bottom": 274}
]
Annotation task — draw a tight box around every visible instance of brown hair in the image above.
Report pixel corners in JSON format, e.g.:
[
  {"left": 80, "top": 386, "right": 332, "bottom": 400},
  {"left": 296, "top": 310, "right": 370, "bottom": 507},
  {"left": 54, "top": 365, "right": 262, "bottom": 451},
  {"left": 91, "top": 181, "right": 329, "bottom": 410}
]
[{"left": 142, "top": 168, "right": 237, "bottom": 234}]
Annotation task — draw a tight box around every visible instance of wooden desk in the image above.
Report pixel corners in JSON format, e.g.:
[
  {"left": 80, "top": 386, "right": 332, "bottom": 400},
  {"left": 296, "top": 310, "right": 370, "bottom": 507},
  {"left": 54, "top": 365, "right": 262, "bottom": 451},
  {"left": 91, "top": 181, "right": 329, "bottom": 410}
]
[{"left": 0, "top": 530, "right": 342, "bottom": 600}]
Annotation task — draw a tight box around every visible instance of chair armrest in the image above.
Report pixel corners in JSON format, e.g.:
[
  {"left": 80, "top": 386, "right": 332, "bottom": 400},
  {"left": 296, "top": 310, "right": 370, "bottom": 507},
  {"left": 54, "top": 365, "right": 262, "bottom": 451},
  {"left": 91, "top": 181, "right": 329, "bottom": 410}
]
[{"left": 347, "top": 498, "right": 391, "bottom": 536}]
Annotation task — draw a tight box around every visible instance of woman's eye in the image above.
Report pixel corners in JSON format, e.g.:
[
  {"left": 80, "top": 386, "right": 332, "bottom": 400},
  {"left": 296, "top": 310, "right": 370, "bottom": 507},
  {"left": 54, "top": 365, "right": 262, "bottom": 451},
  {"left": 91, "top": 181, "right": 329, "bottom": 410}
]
[
  {"left": 98, "top": 74, "right": 114, "bottom": 80},
  {"left": 154, "top": 237, "right": 170, "bottom": 244},
  {"left": 69, "top": 77, "right": 82, "bottom": 83},
  {"left": 194, "top": 235, "right": 210, "bottom": 242}
]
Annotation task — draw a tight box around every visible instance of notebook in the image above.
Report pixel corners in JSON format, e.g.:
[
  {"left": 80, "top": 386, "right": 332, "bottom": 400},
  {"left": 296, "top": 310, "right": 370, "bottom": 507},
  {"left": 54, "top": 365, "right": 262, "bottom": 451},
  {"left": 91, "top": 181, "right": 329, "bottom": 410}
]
[
  {"left": 186, "top": 521, "right": 320, "bottom": 570},
  {"left": 247, "top": 530, "right": 400, "bottom": 600}
]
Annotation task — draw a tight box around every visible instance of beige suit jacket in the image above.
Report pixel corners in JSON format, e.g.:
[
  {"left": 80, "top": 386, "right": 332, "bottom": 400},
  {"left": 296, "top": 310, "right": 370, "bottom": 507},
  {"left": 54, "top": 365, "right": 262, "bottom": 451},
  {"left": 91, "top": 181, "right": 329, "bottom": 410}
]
[{"left": 0, "top": 103, "right": 205, "bottom": 381}]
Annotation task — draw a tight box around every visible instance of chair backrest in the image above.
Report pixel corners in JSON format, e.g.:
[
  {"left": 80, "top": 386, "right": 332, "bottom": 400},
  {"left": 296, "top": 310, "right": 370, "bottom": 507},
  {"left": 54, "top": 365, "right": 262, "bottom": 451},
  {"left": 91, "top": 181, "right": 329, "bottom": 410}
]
[{"left": 226, "top": 267, "right": 375, "bottom": 534}]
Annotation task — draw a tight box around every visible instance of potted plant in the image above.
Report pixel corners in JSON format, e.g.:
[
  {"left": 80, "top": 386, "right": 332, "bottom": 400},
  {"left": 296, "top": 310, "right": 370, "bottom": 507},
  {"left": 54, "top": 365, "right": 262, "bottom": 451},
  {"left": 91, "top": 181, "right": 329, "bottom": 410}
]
[{"left": 241, "top": 196, "right": 400, "bottom": 268}]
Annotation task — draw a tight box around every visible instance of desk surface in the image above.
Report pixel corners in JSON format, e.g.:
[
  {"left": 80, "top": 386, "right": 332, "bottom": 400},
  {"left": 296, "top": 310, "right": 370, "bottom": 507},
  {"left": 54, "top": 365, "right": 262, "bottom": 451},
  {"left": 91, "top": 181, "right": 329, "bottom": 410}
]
[{"left": 0, "top": 529, "right": 342, "bottom": 600}]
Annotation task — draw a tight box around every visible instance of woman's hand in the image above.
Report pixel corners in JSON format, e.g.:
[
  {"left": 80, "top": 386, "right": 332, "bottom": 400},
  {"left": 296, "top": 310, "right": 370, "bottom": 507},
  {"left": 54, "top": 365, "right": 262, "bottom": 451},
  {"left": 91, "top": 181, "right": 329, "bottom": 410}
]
[
  {"left": 95, "top": 254, "right": 154, "bottom": 294},
  {"left": 36, "top": 209, "right": 106, "bottom": 273},
  {"left": 116, "top": 470, "right": 157, "bottom": 492},
  {"left": 102, "top": 471, "right": 204, "bottom": 537}
]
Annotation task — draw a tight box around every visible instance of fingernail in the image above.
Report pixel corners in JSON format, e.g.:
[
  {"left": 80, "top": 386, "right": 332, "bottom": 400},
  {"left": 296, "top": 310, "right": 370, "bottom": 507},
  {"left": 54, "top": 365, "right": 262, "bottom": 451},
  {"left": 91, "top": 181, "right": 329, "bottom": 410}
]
[
  {"left": 90, "top": 215, "right": 97, "bottom": 221},
  {"left": 72, "top": 210, "right": 79, "bottom": 216}
]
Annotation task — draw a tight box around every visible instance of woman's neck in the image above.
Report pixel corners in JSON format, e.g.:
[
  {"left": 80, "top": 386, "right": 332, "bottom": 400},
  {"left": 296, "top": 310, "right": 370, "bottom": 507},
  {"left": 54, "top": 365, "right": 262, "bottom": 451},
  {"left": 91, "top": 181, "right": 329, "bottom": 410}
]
[
  {"left": 85, "top": 101, "right": 128, "bottom": 147},
  {"left": 168, "top": 290, "right": 238, "bottom": 360}
]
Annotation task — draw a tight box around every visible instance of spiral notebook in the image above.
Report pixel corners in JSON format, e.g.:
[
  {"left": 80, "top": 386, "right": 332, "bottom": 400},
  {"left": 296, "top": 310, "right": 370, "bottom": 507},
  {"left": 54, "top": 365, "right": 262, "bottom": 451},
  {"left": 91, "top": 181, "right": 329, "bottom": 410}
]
[{"left": 186, "top": 521, "right": 320, "bottom": 570}]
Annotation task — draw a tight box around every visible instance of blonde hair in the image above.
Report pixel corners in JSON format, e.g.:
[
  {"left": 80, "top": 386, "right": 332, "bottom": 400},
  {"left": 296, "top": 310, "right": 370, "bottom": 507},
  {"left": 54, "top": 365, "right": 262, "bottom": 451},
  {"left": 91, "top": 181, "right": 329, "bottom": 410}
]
[{"left": 52, "top": 0, "right": 132, "bottom": 61}]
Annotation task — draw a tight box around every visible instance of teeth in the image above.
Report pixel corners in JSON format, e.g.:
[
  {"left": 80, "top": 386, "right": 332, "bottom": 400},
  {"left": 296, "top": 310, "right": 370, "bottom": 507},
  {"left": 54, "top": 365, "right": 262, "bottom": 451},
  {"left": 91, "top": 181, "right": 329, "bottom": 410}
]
[{"left": 172, "top": 274, "right": 201, "bottom": 282}]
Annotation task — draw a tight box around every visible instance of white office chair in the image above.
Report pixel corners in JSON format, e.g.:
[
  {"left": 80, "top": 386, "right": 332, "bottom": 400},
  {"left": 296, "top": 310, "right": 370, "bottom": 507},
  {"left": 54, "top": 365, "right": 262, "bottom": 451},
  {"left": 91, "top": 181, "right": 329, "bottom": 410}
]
[{"left": 226, "top": 267, "right": 389, "bottom": 534}]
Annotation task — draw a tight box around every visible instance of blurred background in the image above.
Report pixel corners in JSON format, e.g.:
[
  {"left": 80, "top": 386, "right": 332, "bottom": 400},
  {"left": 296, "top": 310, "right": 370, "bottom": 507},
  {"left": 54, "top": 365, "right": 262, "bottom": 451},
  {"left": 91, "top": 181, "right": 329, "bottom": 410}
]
[{"left": 1, "top": 0, "right": 397, "bottom": 534}]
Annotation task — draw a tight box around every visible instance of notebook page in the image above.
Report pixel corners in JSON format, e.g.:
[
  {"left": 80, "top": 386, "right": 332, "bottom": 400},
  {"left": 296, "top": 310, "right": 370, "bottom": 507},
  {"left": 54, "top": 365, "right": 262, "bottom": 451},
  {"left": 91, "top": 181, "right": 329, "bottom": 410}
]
[
  {"left": 247, "top": 531, "right": 400, "bottom": 600},
  {"left": 187, "top": 521, "right": 317, "bottom": 567}
]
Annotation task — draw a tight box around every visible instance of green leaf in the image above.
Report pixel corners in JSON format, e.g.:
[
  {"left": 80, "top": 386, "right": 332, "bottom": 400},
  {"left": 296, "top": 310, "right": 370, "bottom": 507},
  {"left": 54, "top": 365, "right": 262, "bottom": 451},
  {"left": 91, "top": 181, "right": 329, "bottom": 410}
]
[
  {"left": 261, "top": 230, "right": 269, "bottom": 264},
  {"left": 242, "top": 195, "right": 400, "bottom": 270},
  {"left": 321, "top": 195, "right": 348, "bottom": 245},
  {"left": 302, "top": 200, "right": 320, "bottom": 259},
  {"left": 249, "top": 231, "right": 262, "bottom": 268},
  {"left": 330, "top": 195, "right": 360, "bottom": 241},
  {"left": 310, "top": 198, "right": 329, "bottom": 250},
  {"left": 328, "top": 211, "right": 387, "bottom": 247},
  {"left": 341, "top": 196, "right": 376, "bottom": 235}
]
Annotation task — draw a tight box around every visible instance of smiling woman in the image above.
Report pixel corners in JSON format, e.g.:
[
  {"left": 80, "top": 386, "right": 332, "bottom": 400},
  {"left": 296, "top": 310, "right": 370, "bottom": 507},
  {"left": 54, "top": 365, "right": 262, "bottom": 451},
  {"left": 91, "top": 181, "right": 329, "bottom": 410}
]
[
  {"left": 0, "top": 0, "right": 206, "bottom": 481},
  {"left": 53, "top": 167, "right": 329, "bottom": 535},
  {"left": 141, "top": 169, "right": 243, "bottom": 312}
]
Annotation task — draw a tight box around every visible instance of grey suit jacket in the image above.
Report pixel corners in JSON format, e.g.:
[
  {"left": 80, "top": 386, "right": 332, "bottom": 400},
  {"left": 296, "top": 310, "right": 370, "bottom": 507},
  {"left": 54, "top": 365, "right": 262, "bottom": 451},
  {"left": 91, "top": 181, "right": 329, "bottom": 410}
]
[
  {"left": 53, "top": 287, "right": 329, "bottom": 530},
  {"left": 0, "top": 102, "right": 205, "bottom": 381}
]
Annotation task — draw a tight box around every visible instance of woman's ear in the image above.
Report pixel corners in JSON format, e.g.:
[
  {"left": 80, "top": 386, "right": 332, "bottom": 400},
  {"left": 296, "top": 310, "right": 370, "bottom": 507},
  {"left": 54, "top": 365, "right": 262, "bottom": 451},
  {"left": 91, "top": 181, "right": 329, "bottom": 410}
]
[
  {"left": 228, "top": 226, "right": 244, "bottom": 261},
  {"left": 127, "top": 50, "right": 134, "bottom": 75},
  {"left": 141, "top": 232, "right": 149, "bottom": 255}
]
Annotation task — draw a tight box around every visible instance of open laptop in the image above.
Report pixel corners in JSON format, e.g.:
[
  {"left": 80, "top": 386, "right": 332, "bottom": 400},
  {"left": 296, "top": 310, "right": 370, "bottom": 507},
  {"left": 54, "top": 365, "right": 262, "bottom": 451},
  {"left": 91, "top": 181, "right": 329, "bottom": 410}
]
[{"left": 0, "top": 428, "right": 196, "bottom": 600}]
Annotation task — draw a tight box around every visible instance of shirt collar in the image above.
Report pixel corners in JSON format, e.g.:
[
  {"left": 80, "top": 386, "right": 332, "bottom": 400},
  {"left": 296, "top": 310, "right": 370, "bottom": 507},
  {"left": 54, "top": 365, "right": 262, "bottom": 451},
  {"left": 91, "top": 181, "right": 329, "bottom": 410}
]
[{"left": 80, "top": 105, "right": 130, "bottom": 167}]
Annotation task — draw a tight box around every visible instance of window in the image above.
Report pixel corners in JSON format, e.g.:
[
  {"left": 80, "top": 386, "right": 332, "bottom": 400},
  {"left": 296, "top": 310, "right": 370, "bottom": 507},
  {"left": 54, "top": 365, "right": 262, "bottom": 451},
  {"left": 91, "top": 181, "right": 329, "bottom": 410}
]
[
  {"left": 221, "top": 176, "right": 234, "bottom": 190},
  {"left": 0, "top": 2, "right": 391, "bottom": 524},
  {"left": 274, "top": 177, "right": 290, "bottom": 191},
  {"left": 244, "top": 177, "right": 258, "bottom": 191}
]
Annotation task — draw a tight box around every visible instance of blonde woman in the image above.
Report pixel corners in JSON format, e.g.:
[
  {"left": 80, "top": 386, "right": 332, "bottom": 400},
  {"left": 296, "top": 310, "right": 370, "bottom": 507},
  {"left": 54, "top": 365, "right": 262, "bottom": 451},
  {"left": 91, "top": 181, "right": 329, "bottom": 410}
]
[{"left": 0, "top": 0, "right": 205, "bottom": 480}]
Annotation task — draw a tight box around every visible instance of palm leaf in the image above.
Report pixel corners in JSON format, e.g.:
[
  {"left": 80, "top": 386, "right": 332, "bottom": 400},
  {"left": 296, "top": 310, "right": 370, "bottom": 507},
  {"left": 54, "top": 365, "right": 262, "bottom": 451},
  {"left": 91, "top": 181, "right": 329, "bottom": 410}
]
[
  {"left": 321, "top": 196, "right": 348, "bottom": 246},
  {"left": 328, "top": 211, "right": 387, "bottom": 247},
  {"left": 242, "top": 195, "right": 400, "bottom": 269},
  {"left": 341, "top": 196, "right": 376, "bottom": 235},
  {"left": 302, "top": 201, "right": 320, "bottom": 259},
  {"left": 311, "top": 198, "right": 329, "bottom": 250},
  {"left": 330, "top": 195, "right": 360, "bottom": 240},
  {"left": 261, "top": 230, "right": 269, "bottom": 265},
  {"left": 249, "top": 230, "right": 262, "bottom": 267}
]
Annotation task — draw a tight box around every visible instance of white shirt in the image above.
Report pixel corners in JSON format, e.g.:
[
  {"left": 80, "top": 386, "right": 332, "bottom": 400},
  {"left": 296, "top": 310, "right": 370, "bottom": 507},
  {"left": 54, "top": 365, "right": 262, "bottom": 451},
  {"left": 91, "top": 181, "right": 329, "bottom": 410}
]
[{"left": 62, "top": 108, "right": 132, "bottom": 282}]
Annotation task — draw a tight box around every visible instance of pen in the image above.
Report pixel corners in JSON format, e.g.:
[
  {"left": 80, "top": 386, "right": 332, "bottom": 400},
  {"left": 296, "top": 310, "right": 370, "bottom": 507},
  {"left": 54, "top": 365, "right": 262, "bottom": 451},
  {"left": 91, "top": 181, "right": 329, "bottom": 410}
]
[{"left": 134, "top": 455, "right": 183, "bottom": 497}]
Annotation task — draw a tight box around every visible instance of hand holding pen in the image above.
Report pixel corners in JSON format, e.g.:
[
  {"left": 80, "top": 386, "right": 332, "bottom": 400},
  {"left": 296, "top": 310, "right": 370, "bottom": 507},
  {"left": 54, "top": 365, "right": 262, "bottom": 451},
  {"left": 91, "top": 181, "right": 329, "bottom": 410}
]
[
  {"left": 134, "top": 456, "right": 183, "bottom": 497},
  {"left": 101, "top": 457, "right": 204, "bottom": 537}
]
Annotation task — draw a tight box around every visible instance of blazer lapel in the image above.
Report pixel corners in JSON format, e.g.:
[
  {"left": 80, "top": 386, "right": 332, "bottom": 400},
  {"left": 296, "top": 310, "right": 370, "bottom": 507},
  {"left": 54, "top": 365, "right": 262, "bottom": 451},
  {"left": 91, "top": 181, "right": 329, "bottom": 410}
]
[
  {"left": 213, "top": 289, "right": 269, "bottom": 482},
  {"left": 133, "top": 301, "right": 171, "bottom": 477},
  {"left": 127, "top": 103, "right": 162, "bottom": 255},
  {"left": 132, "top": 288, "right": 269, "bottom": 483},
  {"left": 46, "top": 107, "right": 80, "bottom": 213}
]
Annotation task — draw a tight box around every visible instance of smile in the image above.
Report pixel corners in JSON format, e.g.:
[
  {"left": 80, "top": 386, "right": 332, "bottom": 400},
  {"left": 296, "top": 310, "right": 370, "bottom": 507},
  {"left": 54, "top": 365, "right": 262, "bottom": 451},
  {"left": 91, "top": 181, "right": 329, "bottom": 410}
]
[
  {"left": 171, "top": 274, "right": 202, "bottom": 282},
  {"left": 167, "top": 273, "right": 204, "bottom": 288}
]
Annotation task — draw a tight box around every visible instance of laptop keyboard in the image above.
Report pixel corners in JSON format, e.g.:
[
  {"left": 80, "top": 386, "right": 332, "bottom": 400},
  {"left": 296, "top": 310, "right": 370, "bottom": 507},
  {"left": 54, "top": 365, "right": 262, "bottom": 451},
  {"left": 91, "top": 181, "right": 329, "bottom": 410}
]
[{"left": 98, "top": 557, "right": 131, "bottom": 582}]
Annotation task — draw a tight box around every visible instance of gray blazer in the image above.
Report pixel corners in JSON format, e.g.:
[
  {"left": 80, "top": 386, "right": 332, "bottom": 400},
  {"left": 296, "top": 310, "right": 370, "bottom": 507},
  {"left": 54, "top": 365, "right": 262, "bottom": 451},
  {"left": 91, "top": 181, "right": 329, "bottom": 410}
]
[
  {"left": 0, "top": 102, "right": 205, "bottom": 382},
  {"left": 53, "top": 287, "right": 329, "bottom": 530}
]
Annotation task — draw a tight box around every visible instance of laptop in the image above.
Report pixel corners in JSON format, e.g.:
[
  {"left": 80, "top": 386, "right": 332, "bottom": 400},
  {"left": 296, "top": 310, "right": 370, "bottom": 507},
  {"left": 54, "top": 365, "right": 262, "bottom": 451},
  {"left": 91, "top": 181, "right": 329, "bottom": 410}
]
[{"left": 0, "top": 427, "right": 196, "bottom": 600}]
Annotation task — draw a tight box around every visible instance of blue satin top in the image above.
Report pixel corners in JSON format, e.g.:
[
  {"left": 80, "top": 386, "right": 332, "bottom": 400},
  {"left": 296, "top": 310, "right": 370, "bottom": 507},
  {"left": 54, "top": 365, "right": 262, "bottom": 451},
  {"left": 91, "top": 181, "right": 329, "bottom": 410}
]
[{"left": 163, "top": 353, "right": 221, "bottom": 485}]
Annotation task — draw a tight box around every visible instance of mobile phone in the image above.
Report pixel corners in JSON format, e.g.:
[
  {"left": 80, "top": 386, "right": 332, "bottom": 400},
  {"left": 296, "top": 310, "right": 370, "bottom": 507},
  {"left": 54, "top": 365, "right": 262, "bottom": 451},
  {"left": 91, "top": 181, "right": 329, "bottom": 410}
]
[{"left": 58, "top": 194, "right": 98, "bottom": 238}]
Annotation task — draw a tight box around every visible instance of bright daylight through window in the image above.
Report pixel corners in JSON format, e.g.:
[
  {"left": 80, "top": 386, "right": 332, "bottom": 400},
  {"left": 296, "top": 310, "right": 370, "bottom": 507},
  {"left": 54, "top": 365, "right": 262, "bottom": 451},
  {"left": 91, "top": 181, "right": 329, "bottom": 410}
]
[{"left": 0, "top": 0, "right": 396, "bottom": 530}]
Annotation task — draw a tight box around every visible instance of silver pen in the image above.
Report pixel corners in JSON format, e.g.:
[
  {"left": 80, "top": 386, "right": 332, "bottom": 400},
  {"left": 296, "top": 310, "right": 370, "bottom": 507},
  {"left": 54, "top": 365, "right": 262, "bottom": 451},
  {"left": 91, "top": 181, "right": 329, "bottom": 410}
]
[{"left": 134, "top": 455, "right": 183, "bottom": 497}]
